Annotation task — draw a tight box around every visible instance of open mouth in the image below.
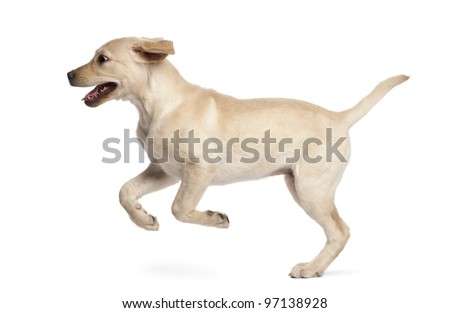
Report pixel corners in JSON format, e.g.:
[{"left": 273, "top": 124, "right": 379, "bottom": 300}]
[{"left": 82, "top": 82, "right": 117, "bottom": 105}]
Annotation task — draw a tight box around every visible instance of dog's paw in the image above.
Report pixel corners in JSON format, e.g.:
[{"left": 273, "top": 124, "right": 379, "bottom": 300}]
[
  {"left": 289, "top": 263, "right": 322, "bottom": 279},
  {"left": 206, "top": 210, "right": 230, "bottom": 228},
  {"left": 129, "top": 208, "right": 159, "bottom": 231}
]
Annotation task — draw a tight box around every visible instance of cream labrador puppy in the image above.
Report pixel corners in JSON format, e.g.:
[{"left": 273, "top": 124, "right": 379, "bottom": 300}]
[{"left": 67, "top": 37, "right": 408, "bottom": 278}]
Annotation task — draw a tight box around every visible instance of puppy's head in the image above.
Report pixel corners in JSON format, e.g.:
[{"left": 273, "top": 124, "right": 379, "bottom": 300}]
[{"left": 67, "top": 37, "right": 175, "bottom": 107}]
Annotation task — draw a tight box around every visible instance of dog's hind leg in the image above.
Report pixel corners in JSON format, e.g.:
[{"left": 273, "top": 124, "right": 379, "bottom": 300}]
[
  {"left": 119, "top": 163, "right": 178, "bottom": 230},
  {"left": 171, "top": 163, "right": 229, "bottom": 228},
  {"left": 286, "top": 164, "right": 350, "bottom": 278}
]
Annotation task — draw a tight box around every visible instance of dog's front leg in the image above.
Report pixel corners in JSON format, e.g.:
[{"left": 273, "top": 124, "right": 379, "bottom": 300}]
[
  {"left": 171, "top": 163, "right": 229, "bottom": 228},
  {"left": 119, "top": 163, "right": 178, "bottom": 230}
]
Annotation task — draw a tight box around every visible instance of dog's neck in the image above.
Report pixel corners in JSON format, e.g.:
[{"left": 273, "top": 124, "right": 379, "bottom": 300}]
[{"left": 127, "top": 60, "right": 191, "bottom": 134}]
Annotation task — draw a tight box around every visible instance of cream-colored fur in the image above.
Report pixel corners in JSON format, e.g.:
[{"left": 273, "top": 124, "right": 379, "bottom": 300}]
[{"left": 68, "top": 37, "right": 408, "bottom": 278}]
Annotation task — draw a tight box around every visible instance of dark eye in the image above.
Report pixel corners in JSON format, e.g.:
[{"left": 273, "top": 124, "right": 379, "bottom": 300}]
[{"left": 98, "top": 55, "right": 109, "bottom": 64}]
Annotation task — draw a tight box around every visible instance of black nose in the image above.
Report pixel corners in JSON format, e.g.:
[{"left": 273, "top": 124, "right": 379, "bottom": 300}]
[{"left": 67, "top": 70, "right": 76, "bottom": 81}]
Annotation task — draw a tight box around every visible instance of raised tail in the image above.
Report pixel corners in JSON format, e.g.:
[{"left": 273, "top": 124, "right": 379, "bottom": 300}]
[{"left": 340, "top": 75, "right": 409, "bottom": 128}]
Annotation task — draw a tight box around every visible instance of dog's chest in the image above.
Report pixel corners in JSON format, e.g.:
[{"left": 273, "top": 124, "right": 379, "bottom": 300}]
[{"left": 137, "top": 125, "right": 184, "bottom": 178}]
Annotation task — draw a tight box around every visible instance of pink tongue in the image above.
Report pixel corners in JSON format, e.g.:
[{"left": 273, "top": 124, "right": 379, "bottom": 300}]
[{"left": 82, "top": 86, "right": 100, "bottom": 101}]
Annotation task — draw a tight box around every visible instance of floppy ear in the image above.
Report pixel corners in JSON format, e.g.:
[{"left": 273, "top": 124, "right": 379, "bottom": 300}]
[{"left": 131, "top": 38, "right": 175, "bottom": 63}]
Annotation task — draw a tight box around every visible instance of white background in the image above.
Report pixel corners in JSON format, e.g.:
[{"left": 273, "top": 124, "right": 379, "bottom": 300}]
[{"left": 1, "top": 0, "right": 449, "bottom": 312}]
